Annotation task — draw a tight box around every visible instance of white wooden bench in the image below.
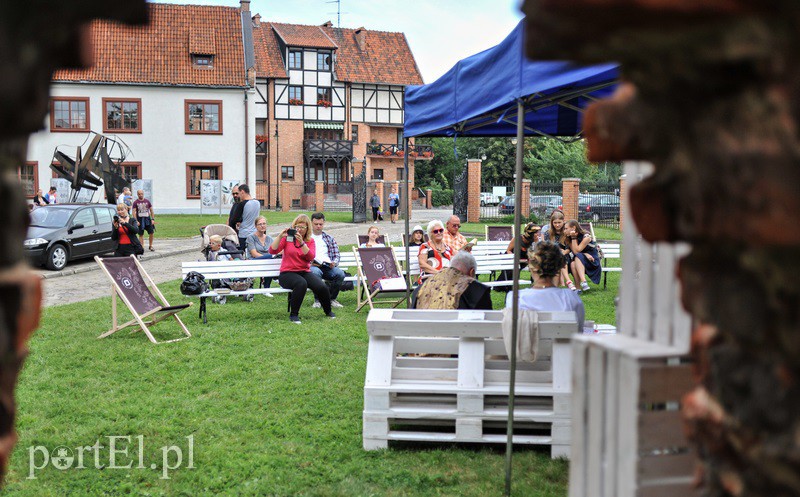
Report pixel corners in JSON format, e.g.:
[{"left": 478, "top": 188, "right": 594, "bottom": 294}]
[
  {"left": 598, "top": 242, "right": 621, "bottom": 289},
  {"left": 181, "top": 259, "right": 289, "bottom": 323},
  {"left": 363, "top": 309, "right": 578, "bottom": 457}
]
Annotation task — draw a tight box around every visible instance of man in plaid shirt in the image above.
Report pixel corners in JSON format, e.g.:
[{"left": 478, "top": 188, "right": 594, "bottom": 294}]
[
  {"left": 443, "top": 215, "right": 468, "bottom": 252},
  {"left": 310, "top": 212, "right": 345, "bottom": 308}
]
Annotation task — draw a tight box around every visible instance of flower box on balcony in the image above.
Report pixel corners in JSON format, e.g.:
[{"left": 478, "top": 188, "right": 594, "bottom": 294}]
[
  {"left": 422, "top": 151, "right": 433, "bottom": 158},
  {"left": 408, "top": 151, "right": 418, "bottom": 158},
  {"left": 317, "top": 99, "right": 332, "bottom": 108},
  {"left": 382, "top": 150, "right": 392, "bottom": 156},
  {"left": 255, "top": 134, "right": 269, "bottom": 144},
  {"left": 395, "top": 150, "right": 405, "bottom": 157},
  {"left": 288, "top": 98, "right": 304, "bottom": 106}
]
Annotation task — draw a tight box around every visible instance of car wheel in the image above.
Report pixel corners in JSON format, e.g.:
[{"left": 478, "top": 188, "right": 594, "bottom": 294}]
[
  {"left": 46, "top": 244, "right": 68, "bottom": 271},
  {"left": 592, "top": 213, "right": 600, "bottom": 222}
]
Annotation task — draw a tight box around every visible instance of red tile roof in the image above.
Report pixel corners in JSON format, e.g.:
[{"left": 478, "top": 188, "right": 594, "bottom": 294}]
[
  {"left": 253, "top": 22, "right": 287, "bottom": 79},
  {"left": 252, "top": 20, "right": 423, "bottom": 86},
  {"left": 52, "top": 3, "right": 246, "bottom": 88},
  {"left": 324, "top": 26, "right": 423, "bottom": 86},
  {"left": 271, "top": 23, "right": 338, "bottom": 49}
]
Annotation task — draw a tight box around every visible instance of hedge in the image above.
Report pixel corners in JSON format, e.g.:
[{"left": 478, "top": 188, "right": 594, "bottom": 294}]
[{"left": 429, "top": 189, "right": 454, "bottom": 207}]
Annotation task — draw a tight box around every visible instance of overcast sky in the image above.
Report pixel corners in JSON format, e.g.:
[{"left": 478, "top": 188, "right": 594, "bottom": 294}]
[{"left": 150, "top": 0, "right": 524, "bottom": 83}]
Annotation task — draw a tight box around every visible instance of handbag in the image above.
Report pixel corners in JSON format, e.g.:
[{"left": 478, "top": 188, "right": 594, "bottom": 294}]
[{"left": 180, "top": 271, "right": 209, "bottom": 295}]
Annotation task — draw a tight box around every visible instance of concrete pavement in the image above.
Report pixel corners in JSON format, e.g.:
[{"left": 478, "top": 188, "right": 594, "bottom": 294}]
[{"left": 39, "top": 207, "right": 455, "bottom": 307}]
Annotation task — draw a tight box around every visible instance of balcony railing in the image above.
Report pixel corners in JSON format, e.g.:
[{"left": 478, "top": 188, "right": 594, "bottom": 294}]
[
  {"left": 366, "top": 143, "right": 434, "bottom": 159},
  {"left": 304, "top": 139, "right": 353, "bottom": 159}
]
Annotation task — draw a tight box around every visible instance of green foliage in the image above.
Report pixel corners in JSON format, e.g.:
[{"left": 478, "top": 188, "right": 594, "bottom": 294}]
[
  {"left": 523, "top": 138, "right": 620, "bottom": 186},
  {"left": 430, "top": 189, "right": 454, "bottom": 206},
  {"left": 156, "top": 211, "right": 353, "bottom": 238}
]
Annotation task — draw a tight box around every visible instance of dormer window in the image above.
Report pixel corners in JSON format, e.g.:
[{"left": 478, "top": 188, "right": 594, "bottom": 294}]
[
  {"left": 288, "top": 50, "right": 302, "bottom": 70},
  {"left": 192, "top": 54, "right": 214, "bottom": 68},
  {"left": 317, "top": 51, "right": 331, "bottom": 71}
]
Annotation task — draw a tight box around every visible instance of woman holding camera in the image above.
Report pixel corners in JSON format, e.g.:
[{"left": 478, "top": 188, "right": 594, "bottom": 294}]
[
  {"left": 112, "top": 203, "right": 143, "bottom": 257},
  {"left": 269, "top": 214, "right": 334, "bottom": 324}
]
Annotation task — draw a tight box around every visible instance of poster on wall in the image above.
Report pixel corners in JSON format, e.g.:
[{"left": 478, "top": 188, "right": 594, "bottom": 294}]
[
  {"left": 132, "top": 179, "right": 153, "bottom": 203},
  {"left": 50, "top": 178, "right": 95, "bottom": 204},
  {"left": 200, "top": 180, "right": 241, "bottom": 214}
]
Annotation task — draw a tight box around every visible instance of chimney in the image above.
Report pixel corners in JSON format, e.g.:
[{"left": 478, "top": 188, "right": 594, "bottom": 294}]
[
  {"left": 252, "top": 13, "right": 261, "bottom": 27},
  {"left": 355, "top": 27, "right": 367, "bottom": 51},
  {"left": 240, "top": 0, "right": 250, "bottom": 12},
  {"left": 321, "top": 21, "right": 333, "bottom": 28}
]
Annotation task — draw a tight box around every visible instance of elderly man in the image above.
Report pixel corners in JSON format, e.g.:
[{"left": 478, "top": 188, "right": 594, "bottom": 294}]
[
  {"left": 411, "top": 251, "right": 492, "bottom": 310},
  {"left": 443, "top": 215, "right": 468, "bottom": 252}
]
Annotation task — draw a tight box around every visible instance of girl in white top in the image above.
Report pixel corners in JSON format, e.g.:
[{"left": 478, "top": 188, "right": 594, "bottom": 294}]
[
  {"left": 505, "top": 241, "right": 585, "bottom": 329},
  {"left": 359, "top": 225, "right": 385, "bottom": 248}
]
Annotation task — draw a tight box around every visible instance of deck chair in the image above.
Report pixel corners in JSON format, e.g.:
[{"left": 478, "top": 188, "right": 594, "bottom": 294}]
[
  {"left": 485, "top": 225, "right": 514, "bottom": 241},
  {"left": 357, "top": 234, "right": 389, "bottom": 246},
  {"left": 95, "top": 255, "right": 192, "bottom": 344},
  {"left": 354, "top": 246, "right": 407, "bottom": 312}
]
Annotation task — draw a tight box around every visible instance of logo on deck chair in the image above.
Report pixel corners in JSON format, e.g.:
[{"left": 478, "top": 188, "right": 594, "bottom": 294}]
[
  {"left": 120, "top": 276, "right": 133, "bottom": 289},
  {"left": 370, "top": 254, "right": 393, "bottom": 277}
]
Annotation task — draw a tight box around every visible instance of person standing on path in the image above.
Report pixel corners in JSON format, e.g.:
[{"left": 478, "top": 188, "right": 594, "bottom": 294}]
[
  {"left": 227, "top": 185, "right": 244, "bottom": 235},
  {"left": 132, "top": 189, "right": 156, "bottom": 251},
  {"left": 370, "top": 190, "right": 381, "bottom": 222},
  {"left": 388, "top": 189, "right": 400, "bottom": 223},
  {"left": 116, "top": 187, "right": 133, "bottom": 213},
  {"left": 237, "top": 184, "right": 260, "bottom": 252},
  {"left": 44, "top": 186, "right": 57, "bottom": 204}
]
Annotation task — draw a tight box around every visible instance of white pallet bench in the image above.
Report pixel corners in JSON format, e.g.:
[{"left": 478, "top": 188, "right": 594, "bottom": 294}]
[
  {"left": 597, "top": 242, "right": 621, "bottom": 289},
  {"left": 181, "top": 259, "right": 289, "bottom": 323},
  {"left": 363, "top": 309, "right": 578, "bottom": 457},
  {"left": 570, "top": 334, "right": 697, "bottom": 497}
]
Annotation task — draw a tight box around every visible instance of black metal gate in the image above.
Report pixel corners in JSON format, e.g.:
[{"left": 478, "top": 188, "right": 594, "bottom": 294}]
[
  {"left": 453, "top": 164, "right": 468, "bottom": 223},
  {"left": 352, "top": 167, "right": 367, "bottom": 223}
]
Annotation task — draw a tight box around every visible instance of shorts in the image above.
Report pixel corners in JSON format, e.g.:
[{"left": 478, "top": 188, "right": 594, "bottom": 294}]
[
  {"left": 138, "top": 217, "right": 155, "bottom": 235},
  {"left": 389, "top": 205, "right": 398, "bottom": 215}
]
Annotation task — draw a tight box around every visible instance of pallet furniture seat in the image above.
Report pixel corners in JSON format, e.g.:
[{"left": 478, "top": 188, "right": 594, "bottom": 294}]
[
  {"left": 96, "top": 255, "right": 192, "bottom": 344},
  {"left": 363, "top": 309, "right": 578, "bottom": 457}
]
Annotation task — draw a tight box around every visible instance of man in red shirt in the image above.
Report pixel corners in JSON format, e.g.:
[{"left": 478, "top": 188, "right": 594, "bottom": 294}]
[{"left": 132, "top": 189, "right": 156, "bottom": 251}]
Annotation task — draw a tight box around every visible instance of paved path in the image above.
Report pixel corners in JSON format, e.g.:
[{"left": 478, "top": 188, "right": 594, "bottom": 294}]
[{"left": 40, "top": 207, "right": 455, "bottom": 307}]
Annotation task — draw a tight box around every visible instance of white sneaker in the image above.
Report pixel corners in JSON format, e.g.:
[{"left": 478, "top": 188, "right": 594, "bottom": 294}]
[
  {"left": 331, "top": 300, "right": 344, "bottom": 308},
  {"left": 312, "top": 300, "right": 321, "bottom": 308}
]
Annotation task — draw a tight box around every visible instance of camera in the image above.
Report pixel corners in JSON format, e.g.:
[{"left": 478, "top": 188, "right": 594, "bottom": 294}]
[
  {"left": 287, "top": 228, "right": 297, "bottom": 242},
  {"left": 113, "top": 215, "right": 120, "bottom": 223}
]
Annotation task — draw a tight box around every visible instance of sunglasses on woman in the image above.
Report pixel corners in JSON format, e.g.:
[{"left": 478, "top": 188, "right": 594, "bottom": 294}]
[{"left": 432, "top": 228, "right": 444, "bottom": 234}]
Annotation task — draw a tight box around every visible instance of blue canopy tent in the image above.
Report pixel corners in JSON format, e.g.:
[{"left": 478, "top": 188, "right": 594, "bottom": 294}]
[
  {"left": 403, "top": 20, "right": 618, "bottom": 139},
  {"left": 399, "top": 21, "right": 619, "bottom": 496}
]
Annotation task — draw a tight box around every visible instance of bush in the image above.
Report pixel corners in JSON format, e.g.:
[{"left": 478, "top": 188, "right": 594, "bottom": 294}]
[{"left": 429, "top": 188, "right": 454, "bottom": 206}]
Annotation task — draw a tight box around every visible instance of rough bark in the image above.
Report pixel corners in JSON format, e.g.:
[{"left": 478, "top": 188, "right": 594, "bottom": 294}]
[
  {"left": 523, "top": 2, "right": 800, "bottom": 495},
  {"left": 0, "top": 0, "right": 147, "bottom": 482}
]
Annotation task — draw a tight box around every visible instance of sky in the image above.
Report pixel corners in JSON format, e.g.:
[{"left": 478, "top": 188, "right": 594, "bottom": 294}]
[{"left": 150, "top": 0, "right": 524, "bottom": 83}]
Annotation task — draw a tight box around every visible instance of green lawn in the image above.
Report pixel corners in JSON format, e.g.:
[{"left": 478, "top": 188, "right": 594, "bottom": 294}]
[
  {"left": 156, "top": 211, "right": 354, "bottom": 239},
  {"left": 6, "top": 270, "right": 620, "bottom": 496}
]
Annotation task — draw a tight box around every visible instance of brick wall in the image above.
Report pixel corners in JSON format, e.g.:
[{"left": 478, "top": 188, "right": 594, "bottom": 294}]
[{"left": 520, "top": 179, "right": 531, "bottom": 219}]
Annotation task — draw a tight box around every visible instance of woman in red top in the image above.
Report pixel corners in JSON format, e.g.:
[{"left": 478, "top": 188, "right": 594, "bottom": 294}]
[
  {"left": 269, "top": 214, "right": 334, "bottom": 324},
  {"left": 112, "top": 203, "right": 143, "bottom": 256}
]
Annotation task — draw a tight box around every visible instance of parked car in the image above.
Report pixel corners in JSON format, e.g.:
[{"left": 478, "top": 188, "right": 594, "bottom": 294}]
[
  {"left": 530, "top": 195, "right": 562, "bottom": 218},
  {"left": 25, "top": 204, "right": 118, "bottom": 270},
  {"left": 480, "top": 191, "right": 503, "bottom": 206},
  {"left": 498, "top": 195, "right": 516, "bottom": 215},
  {"left": 578, "top": 194, "right": 620, "bottom": 221}
]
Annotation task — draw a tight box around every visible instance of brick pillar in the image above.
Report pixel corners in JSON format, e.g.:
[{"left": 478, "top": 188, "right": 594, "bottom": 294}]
[
  {"left": 618, "top": 174, "right": 626, "bottom": 232},
  {"left": 466, "top": 158, "right": 482, "bottom": 223},
  {"left": 425, "top": 188, "right": 432, "bottom": 209},
  {"left": 280, "top": 180, "right": 291, "bottom": 212},
  {"left": 315, "top": 181, "right": 324, "bottom": 212},
  {"left": 374, "top": 181, "right": 384, "bottom": 219},
  {"left": 520, "top": 179, "right": 531, "bottom": 219},
  {"left": 561, "top": 177, "right": 581, "bottom": 221}
]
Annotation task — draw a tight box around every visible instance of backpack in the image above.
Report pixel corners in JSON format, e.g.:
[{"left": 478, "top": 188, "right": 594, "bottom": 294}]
[{"left": 181, "top": 271, "right": 209, "bottom": 295}]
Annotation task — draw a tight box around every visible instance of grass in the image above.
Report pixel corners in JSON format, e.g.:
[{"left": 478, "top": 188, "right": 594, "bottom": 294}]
[
  {"left": 156, "top": 211, "right": 353, "bottom": 239},
  {"left": 6, "top": 270, "right": 620, "bottom": 496}
]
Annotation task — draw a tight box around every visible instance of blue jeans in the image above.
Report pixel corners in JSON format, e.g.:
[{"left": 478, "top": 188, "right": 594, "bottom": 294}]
[{"left": 310, "top": 264, "right": 346, "bottom": 300}]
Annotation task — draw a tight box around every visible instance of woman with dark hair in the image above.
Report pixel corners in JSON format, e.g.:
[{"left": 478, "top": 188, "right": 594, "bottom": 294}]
[
  {"left": 505, "top": 241, "right": 584, "bottom": 329},
  {"left": 563, "top": 219, "right": 601, "bottom": 292},
  {"left": 269, "top": 214, "right": 334, "bottom": 324},
  {"left": 112, "top": 203, "right": 143, "bottom": 257}
]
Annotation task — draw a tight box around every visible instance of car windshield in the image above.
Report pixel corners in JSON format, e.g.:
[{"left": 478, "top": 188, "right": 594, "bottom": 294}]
[{"left": 30, "top": 207, "right": 73, "bottom": 228}]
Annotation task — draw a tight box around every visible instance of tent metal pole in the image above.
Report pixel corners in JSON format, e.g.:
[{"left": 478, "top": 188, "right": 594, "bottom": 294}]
[
  {"left": 504, "top": 99, "right": 525, "bottom": 496},
  {"left": 404, "top": 137, "right": 411, "bottom": 306}
]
